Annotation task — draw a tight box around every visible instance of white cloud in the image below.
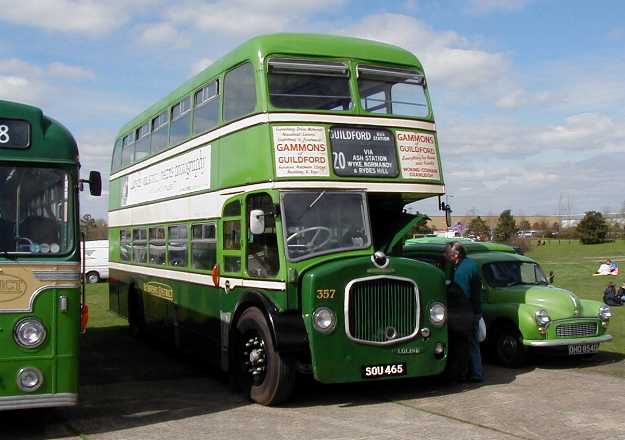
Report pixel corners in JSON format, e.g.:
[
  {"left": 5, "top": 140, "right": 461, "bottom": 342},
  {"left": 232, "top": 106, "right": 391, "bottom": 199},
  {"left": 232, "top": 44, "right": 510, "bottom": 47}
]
[
  {"left": 162, "top": 0, "right": 344, "bottom": 36},
  {"left": 138, "top": 22, "right": 190, "bottom": 48},
  {"left": 0, "top": 0, "right": 156, "bottom": 35},
  {"left": 48, "top": 62, "right": 95, "bottom": 80},
  {"left": 469, "top": 0, "right": 530, "bottom": 14},
  {"left": 191, "top": 58, "right": 214, "bottom": 75},
  {"left": 0, "top": 76, "right": 42, "bottom": 103},
  {"left": 342, "top": 14, "right": 510, "bottom": 91}
]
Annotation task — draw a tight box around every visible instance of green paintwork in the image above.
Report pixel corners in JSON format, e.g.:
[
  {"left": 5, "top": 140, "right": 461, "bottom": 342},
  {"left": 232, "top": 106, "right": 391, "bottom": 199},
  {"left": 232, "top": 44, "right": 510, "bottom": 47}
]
[
  {"left": 301, "top": 256, "right": 447, "bottom": 383},
  {"left": 108, "top": 121, "right": 443, "bottom": 212},
  {"left": 0, "top": 100, "right": 81, "bottom": 408},
  {"left": 108, "top": 35, "right": 449, "bottom": 389},
  {"left": 0, "top": 100, "right": 78, "bottom": 164},
  {"left": 0, "top": 288, "right": 81, "bottom": 398},
  {"left": 403, "top": 237, "right": 611, "bottom": 348},
  {"left": 117, "top": 33, "right": 427, "bottom": 139}
]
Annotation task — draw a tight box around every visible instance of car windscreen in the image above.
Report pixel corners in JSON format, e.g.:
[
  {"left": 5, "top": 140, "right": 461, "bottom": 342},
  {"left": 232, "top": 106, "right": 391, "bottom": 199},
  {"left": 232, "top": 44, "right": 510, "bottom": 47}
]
[{"left": 483, "top": 261, "right": 548, "bottom": 287}]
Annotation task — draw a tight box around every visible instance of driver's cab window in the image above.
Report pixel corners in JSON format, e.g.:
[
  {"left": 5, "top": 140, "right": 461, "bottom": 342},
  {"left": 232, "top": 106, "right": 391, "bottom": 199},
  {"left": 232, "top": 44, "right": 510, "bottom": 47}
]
[
  {"left": 246, "top": 193, "right": 279, "bottom": 278},
  {"left": 222, "top": 199, "right": 241, "bottom": 273}
]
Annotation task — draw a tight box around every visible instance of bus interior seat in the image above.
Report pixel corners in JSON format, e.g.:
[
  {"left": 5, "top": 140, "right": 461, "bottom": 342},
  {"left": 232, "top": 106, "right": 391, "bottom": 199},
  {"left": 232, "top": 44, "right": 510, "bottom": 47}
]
[
  {"left": 19, "top": 215, "right": 60, "bottom": 244},
  {"left": 0, "top": 219, "right": 15, "bottom": 250}
]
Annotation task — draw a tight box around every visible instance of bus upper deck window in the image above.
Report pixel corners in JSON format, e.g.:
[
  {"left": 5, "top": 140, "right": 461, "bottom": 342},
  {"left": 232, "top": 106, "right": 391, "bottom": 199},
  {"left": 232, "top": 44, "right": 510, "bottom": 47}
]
[
  {"left": 193, "top": 81, "right": 219, "bottom": 135},
  {"left": 170, "top": 96, "right": 192, "bottom": 146},
  {"left": 151, "top": 111, "right": 169, "bottom": 153},
  {"left": 268, "top": 58, "right": 351, "bottom": 111},
  {"left": 135, "top": 123, "right": 151, "bottom": 161},
  {"left": 121, "top": 132, "right": 135, "bottom": 167},
  {"left": 223, "top": 62, "right": 256, "bottom": 121},
  {"left": 357, "top": 65, "right": 429, "bottom": 118}
]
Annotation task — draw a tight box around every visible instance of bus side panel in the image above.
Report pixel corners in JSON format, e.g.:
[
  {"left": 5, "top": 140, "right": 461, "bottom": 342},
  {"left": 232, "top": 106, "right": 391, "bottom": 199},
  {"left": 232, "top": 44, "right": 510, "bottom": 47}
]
[
  {"left": 216, "top": 125, "right": 273, "bottom": 189},
  {"left": 0, "top": 288, "right": 79, "bottom": 399},
  {"left": 108, "top": 228, "right": 122, "bottom": 315}
]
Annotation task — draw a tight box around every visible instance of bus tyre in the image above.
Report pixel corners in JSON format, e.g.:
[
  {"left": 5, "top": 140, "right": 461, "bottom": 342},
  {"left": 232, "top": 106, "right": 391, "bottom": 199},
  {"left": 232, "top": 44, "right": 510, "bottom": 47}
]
[
  {"left": 128, "top": 287, "right": 145, "bottom": 338},
  {"left": 86, "top": 271, "right": 100, "bottom": 284},
  {"left": 495, "top": 325, "right": 526, "bottom": 367},
  {"left": 235, "top": 307, "right": 295, "bottom": 406}
]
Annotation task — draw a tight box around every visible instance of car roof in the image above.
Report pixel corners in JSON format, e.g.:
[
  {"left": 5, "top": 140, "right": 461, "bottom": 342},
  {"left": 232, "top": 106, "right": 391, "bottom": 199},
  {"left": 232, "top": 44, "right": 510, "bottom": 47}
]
[
  {"left": 404, "top": 236, "right": 536, "bottom": 264},
  {"left": 404, "top": 236, "right": 517, "bottom": 254}
]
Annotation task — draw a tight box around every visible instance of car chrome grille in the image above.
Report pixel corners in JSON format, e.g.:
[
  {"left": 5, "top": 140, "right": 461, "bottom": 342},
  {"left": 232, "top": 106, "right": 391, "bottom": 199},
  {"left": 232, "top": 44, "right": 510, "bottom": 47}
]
[
  {"left": 556, "top": 322, "right": 598, "bottom": 338},
  {"left": 346, "top": 277, "right": 419, "bottom": 345}
]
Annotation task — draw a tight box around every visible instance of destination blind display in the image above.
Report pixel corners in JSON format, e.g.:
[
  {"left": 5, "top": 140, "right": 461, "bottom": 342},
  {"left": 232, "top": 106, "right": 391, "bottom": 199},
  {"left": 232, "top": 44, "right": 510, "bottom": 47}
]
[
  {"left": 330, "top": 127, "right": 398, "bottom": 177},
  {"left": 0, "top": 119, "right": 30, "bottom": 149}
]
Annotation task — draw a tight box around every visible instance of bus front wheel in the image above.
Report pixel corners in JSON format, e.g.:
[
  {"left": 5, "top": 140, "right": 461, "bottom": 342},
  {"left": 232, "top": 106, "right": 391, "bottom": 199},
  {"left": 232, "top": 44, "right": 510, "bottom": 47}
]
[{"left": 235, "top": 307, "right": 295, "bottom": 406}]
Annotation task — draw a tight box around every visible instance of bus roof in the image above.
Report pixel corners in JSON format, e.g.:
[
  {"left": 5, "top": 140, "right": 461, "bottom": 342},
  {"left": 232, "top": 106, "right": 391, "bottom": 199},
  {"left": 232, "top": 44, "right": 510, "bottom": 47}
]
[
  {"left": 0, "top": 100, "right": 78, "bottom": 164},
  {"left": 118, "top": 33, "right": 423, "bottom": 137}
]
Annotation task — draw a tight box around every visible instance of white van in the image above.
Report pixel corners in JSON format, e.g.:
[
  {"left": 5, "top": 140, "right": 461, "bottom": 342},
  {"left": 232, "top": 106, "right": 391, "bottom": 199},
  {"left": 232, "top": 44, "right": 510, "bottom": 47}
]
[{"left": 82, "top": 240, "right": 109, "bottom": 283}]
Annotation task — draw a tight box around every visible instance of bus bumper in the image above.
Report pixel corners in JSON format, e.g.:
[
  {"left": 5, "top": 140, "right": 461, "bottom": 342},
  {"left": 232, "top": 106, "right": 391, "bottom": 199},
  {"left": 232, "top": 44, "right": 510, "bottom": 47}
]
[{"left": 0, "top": 393, "right": 77, "bottom": 411}]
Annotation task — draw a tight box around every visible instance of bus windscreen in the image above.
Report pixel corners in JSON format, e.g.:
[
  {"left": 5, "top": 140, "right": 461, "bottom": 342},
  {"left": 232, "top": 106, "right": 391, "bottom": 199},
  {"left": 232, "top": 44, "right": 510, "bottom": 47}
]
[{"left": 0, "top": 166, "right": 72, "bottom": 254}]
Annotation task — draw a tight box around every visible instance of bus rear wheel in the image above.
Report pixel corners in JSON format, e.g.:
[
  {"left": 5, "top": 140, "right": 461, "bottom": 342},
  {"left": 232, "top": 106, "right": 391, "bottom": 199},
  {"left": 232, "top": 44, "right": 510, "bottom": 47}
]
[
  {"left": 128, "top": 287, "right": 145, "bottom": 338},
  {"left": 235, "top": 307, "right": 295, "bottom": 406}
]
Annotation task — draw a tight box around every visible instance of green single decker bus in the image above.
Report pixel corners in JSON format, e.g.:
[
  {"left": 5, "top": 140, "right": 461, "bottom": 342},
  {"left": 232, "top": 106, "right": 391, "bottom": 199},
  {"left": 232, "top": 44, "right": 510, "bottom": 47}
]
[
  {"left": 108, "top": 33, "right": 449, "bottom": 405},
  {"left": 0, "top": 100, "right": 101, "bottom": 410}
]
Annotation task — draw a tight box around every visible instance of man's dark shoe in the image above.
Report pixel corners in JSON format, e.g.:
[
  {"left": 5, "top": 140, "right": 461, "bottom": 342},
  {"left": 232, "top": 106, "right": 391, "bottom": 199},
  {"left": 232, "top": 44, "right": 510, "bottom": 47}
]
[{"left": 468, "top": 376, "right": 483, "bottom": 383}]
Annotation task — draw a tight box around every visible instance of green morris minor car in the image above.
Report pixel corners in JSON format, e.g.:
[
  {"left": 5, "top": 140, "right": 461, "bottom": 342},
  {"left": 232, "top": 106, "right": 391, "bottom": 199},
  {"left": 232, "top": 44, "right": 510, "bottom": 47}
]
[{"left": 403, "top": 237, "right": 613, "bottom": 366}]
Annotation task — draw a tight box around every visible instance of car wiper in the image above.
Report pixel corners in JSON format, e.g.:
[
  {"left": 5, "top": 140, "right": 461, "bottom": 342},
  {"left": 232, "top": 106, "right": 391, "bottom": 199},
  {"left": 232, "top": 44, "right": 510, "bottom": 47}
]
[{"left": 506, "top": 281, "right": 523, "bottom": 287}]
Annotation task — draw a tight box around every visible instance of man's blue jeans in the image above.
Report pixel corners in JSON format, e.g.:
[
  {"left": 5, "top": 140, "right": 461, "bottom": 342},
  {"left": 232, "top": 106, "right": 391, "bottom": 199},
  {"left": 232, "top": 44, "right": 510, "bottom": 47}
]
[{"left": 469, "top": 316, "right": 483, "bottom": 380}]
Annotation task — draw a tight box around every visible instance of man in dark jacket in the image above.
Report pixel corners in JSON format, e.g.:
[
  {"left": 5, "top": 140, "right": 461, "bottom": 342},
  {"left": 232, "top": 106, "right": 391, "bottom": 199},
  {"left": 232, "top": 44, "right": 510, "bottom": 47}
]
[
  {"left": 603, "top": 282, "right": 622, "bottom": 306},
  {"left": 445, "top": 242, "right": 483, "bottom": 382}
]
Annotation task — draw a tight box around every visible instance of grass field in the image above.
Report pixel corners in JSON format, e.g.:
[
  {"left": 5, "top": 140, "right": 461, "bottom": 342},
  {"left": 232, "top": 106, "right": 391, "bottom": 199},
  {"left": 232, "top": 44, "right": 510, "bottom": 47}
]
[
  {"left": 526, "top": 239, "right": 625, "bottom": 354},
  {"left": 86, "top": 283, "right": 126, "bottom": 329},
  {"left": 85, "top": 240, "right": 624, "bottom": 381}
]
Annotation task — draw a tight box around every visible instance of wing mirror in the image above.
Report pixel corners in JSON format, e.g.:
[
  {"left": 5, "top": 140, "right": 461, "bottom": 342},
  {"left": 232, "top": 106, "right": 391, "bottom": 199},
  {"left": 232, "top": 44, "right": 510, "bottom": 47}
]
[
  {"left": 249, "top": 209, "right": 265, "bottom": 235},
  {"left": 438, "top": 196, "right": 452, "bottom": 227},
  {"left": 80, "top": 171, "right": 102, "bottom": 196}
]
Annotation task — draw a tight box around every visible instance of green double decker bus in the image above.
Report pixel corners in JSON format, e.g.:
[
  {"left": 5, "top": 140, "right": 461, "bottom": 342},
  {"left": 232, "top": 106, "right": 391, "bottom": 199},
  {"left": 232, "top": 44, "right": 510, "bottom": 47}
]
[
  {"left": 108, "top": 33, "right": 449, "bottom": 405},
  {"left": 0, "top": 100, "right": 100, "bottom": 410}
]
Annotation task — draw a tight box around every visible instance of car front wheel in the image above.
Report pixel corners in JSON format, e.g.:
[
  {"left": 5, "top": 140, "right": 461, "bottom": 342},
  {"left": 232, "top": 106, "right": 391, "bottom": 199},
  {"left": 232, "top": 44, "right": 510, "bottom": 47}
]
[{"left": 496, "top": 325, "right": 526, "bottom": 367}]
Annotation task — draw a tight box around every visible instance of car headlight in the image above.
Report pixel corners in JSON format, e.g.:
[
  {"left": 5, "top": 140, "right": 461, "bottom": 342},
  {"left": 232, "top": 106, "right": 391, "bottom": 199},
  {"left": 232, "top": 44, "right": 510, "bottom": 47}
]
[
  {"left": 599, "top": 305, "right": 612, "bottom": 321},
  {"left": 312, "top": 307, "right": 336, "bottom": 334},
  {"left": 429, "top": 302, "right": 447, "bottom": 327},
  {"left": 535, "top": 309, "right": 551, "bottom": 326},
  {"left": 14, "top": 318, "right": 47, "bottom": 348}
]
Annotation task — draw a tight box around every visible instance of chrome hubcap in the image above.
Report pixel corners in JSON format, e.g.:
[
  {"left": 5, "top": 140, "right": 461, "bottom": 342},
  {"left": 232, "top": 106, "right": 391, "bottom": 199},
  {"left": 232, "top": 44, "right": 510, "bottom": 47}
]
[{"left": 243, "top": 335, "right": 266, "bottom": 384}]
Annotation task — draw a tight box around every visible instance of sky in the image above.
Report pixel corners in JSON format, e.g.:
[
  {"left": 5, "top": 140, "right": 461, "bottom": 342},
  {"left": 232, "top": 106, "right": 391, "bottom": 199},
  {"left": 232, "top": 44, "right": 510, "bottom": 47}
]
[{"left": 1, "top": 0, "right": 624, "bottom": 220}]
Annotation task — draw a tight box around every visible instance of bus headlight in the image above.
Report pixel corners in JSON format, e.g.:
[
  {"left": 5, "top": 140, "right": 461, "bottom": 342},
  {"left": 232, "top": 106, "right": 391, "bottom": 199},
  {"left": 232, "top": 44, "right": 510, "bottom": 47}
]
[
  {"left": 17, "top": 367, "right": 44, "bottom": 392},
  {"left": 14, "top": 318, "right": 47, "bottom": 348},
  {"left": 599, "top": 305, "right": 612, "bottom": 321},
  {"left": 312, "top": 307, "right": 336, "bottom": 334},
  {"left": 429, "top": 303, "right": 447, "bottom": 327},
  {"left": 534, "top": 309, "right": 551, "bottom": 327}
]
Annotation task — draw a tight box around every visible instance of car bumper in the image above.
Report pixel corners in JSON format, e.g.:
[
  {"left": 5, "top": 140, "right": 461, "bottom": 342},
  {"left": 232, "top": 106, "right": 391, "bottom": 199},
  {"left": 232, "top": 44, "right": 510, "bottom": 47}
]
[
  {"left": 0, "top": 393, "right": 77, "bottom": 411},
  {"left": 523, "top": 334, "right": 613, "bottom": 347}
]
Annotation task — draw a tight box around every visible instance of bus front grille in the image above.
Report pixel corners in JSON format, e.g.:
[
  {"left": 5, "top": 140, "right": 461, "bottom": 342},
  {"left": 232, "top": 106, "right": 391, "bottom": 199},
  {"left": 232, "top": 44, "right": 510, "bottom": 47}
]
[{"left": 346, "top": 276, "right": 419, "bottom": 345}]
